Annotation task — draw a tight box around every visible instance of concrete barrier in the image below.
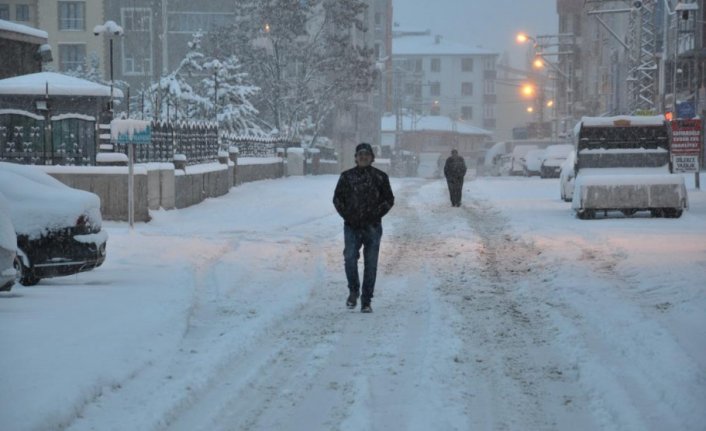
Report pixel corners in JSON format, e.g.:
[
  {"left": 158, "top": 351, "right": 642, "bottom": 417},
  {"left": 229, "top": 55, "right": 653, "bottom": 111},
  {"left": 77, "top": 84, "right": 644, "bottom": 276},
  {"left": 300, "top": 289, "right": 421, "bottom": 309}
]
[
  {"left": 39, "top": 155, "right": 326, "bottom": 222},
  {"left": 42, "top": 166, "right": 151, "bottom": 223},
  {"left": 236, "top": 158, "right": 285, "bottom": 185},
  {"left": 319, "top": 161, "right": 341, "bottom": 175}
]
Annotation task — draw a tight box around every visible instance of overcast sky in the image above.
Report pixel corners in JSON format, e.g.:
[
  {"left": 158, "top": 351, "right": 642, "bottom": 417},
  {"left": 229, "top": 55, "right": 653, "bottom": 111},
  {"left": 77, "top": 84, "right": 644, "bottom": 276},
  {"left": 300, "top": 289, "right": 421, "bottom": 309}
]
[{"left": 393, "top": 0, "right": 557, "bottom": 65}]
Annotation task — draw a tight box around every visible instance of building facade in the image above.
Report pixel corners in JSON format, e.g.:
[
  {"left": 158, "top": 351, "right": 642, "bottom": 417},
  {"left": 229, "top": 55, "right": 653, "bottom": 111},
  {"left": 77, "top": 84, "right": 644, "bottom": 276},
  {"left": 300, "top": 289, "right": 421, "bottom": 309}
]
[
  {"left": 0, "top": 1, "right": 38, "bottom": 26},
  {"left": 392, "top": 32, "right": 498, "bottom": 132},
  {"left": 34, "top": 0, "right": 105, "bottom": 76}
]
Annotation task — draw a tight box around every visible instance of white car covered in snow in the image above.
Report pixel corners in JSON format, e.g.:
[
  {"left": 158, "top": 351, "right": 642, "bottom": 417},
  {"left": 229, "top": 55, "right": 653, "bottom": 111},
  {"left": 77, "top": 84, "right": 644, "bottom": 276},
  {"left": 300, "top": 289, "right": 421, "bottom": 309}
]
[
  {"left": 541, "top": 144, "right": 575, "bottom": 178},
  {"left": 0, "top": 192, "right": 16, "bottom": 291},
  {"left": 0, "top": 163, "right": 107, "bottom": 285},
  {"left": 510, "top": 145, "right": 539, "bottom": 176},
  {"left": 523, "top": 149, "right": 546, "bottom": 177},
  {"left": 559, "top": 150, "right": 577, "bottom": 202}
]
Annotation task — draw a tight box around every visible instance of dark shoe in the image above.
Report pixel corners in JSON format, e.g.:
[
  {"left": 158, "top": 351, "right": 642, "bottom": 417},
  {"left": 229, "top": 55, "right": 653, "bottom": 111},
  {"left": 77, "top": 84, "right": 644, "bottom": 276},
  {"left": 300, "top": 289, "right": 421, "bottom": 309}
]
[
  {"left": 361, "top": 303, "right": 372, "bottom": 313},
  {"left": 346, "top": 292, "right": 358, "bottom": 309}
]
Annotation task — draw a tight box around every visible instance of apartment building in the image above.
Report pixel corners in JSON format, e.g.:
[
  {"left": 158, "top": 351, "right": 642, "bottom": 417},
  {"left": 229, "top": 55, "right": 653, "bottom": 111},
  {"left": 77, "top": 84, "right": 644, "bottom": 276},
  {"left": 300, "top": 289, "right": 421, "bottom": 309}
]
[
  {"left": 392, "top": 32, "right": 498, "bottom": 131},
  {"left": 33, "top": 1, "right": 105, "bottom": 75},
  {"left": 0, "top": 1, "right": 37, "bottom": 26}
]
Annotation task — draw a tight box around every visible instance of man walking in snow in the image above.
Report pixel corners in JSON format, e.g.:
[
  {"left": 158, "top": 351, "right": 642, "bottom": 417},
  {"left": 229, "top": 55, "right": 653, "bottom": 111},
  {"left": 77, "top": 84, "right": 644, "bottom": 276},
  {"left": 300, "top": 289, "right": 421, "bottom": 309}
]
[
  {"left": 444, "top": 149, "right": 467, "bottom": 207},
  {"left": 333, "top": 143, "right": 395, "bottom": 313}
]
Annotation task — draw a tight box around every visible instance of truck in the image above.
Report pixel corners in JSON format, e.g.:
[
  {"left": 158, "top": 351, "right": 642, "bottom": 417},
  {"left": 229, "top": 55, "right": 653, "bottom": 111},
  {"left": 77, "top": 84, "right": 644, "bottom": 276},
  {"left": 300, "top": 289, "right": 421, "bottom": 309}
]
[{"left": 571, "top": 116, "right": 688, "bottom": 219}]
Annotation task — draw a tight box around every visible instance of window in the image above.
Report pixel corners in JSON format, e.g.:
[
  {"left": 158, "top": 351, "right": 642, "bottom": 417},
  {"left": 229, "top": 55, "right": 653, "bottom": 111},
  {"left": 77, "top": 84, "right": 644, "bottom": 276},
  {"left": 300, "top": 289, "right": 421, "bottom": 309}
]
[
  {"left": 462, "top": 82, "right": 473, "bottom": 96},
  {"left": 462, "top": 58, "right": 473, "bottom": 72},
  {"left": 121, "top": 8, "right": 153, "bottom": 76},
  {"left": 168, "top": 12, "right": 235, "bottom": 33},
  {"left": 58, "top": 2, "right": 85, "bottom": 30},
  {"left": 374, "top": 12, "right": 382, "bottom": 26},
  {"left": 461, "top": 106, "right": 473, "bottom": 120},
  {"left": 414, "top": 58, "right": 422, "bottom": 72},
  {"left": 405, "top": 83, "right": 415, "bottom": 96},
  {"left": 58, "top": 44, "right": 86, "bottom": 72},
  {"left": 484, "top": 80, "right": 495, "bottom": 95},
  {"left": 431, "top": 58, "right": 441, "bottom": 72},
  {"left": 430, "top": 82, "right": 441, "bottom": 96},
  {"left": 484, "top": 104, "right": 495, "bottom": 119},
  {"left": 0, "top": 4, "right": 9, "bottom": 20},
  {"left": 484, "top": 56, "right": 495, "bottom": 71},
  {"left": 15, "top": 4, "right": 29, "bottom": 21}
]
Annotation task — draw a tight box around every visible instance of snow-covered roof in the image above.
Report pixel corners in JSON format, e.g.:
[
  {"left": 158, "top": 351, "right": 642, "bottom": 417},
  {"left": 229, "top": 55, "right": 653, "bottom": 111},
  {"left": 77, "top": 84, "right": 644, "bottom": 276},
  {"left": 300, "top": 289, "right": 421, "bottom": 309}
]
[
  {"left": 381, "top": 114, "right": 493, "bottom": 136},
  {"left": 0, "top": 19, "right": 48, "bottom": 41},
  {"left": 0, "top": 72, "right": 123, "bottom": 98},
  {"left": 393, "top": 35, "right": 497, "bottom": 57},
  {"left": 581, "top": 115, "right": 666, "bottom": 127}
]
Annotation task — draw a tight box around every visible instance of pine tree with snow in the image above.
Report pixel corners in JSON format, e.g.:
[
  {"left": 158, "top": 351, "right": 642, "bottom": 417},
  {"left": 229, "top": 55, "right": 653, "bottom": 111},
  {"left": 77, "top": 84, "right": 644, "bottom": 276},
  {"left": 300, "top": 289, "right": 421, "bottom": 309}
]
[
  {"left": 199, "top": 56, "right": 262, "bottom": 136},
  {"left": 146, "top": 32, "right": 210, "bottom": 122}
]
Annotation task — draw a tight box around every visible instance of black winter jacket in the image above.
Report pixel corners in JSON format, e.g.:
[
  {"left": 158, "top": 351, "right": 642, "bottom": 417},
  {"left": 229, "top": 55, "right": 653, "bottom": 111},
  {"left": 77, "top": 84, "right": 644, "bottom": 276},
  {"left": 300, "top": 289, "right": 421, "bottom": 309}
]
[
  {"left": 444, "top": 155, "right": 467, "bottom": 180},
  {"left": 333, "top": 166, "right": 395, "bottom": 228}
]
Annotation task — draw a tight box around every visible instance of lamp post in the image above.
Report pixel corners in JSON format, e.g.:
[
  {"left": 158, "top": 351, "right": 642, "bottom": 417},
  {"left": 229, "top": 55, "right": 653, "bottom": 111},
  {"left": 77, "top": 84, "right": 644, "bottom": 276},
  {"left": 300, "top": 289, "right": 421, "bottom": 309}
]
[
  {"left": 93, "top": 20, "right": 124, "bottom": 115},
  {"left": 517, "top": 31, "right": 576, "bottom": 137}
]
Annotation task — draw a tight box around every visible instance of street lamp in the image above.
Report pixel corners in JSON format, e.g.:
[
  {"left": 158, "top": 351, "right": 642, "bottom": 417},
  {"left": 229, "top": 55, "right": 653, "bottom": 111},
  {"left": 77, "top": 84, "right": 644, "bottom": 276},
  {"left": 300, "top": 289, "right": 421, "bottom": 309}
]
[
  {"left": 93, "top": 20, "right": 124, "bottom": 114},
  {"left": 521, "top": 83, "right": 536, "bottom": 98},
  {"left": 516, "top": 33, "right": 534, "bottom": 44}
]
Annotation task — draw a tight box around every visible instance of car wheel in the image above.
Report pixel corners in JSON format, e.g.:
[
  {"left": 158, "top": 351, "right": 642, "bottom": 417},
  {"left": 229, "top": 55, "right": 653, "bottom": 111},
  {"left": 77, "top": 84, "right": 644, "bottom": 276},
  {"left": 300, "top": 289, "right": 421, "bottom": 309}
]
[
  {"left": 577, "top": 209, "right": 595, "bottom": 220},
  {"left": 13, "top": 255, "right": 40, "bottom": 287},
  {"left": 663, "top": 208, "right": 683, "bottom": 219},
  {"left": 621, "top": 209, "right": 637, "bottom": 217}
]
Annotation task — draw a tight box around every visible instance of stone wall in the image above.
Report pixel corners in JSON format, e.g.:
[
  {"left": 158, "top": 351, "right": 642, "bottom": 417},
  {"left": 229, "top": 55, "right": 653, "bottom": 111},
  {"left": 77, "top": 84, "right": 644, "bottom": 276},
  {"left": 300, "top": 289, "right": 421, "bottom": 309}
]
[
  {"left": 235, "top": 161, "right": 285, "bottom": 185},
  {"left": 42, "top": 158, "right": 318, "bottom": 222},
  {"left": 47, "top": 170, "right": 151, "bottom": 222}
]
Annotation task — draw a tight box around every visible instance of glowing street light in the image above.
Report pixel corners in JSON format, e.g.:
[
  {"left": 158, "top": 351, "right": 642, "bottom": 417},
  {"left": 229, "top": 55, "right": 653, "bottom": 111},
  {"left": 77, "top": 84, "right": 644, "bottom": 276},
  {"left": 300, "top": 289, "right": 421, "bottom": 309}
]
[
  {"left": 264, "top": 23, "right": 271, "bottom": 33},
  {"left": 521, "top": 83, "right": 535, "bottom": 98},
  {"left": 516, "top": 33, "right": 531, "bottom": 44},
  {"left": 527, "top": 106, "right": 535, "bottom": 113},
  {"left": 533, "top": 57, "right": 545, "bottom": 69},
  {"left": 546, "top": 100, "right": 554, "bottom": 108}
]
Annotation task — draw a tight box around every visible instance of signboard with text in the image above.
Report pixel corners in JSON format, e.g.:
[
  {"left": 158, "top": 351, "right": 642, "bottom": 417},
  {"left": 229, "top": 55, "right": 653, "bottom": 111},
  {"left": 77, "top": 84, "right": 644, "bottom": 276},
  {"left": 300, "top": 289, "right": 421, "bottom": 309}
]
[{"left": 671, "top": 119, "right": 702, "bottom": 173}]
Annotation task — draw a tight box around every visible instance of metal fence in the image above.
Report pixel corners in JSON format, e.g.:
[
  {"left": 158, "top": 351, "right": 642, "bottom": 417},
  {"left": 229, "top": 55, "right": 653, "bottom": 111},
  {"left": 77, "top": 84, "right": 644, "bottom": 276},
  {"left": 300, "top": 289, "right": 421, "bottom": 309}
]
[{"left": 116, "top": 121, "right": 220, "bottom": 165}]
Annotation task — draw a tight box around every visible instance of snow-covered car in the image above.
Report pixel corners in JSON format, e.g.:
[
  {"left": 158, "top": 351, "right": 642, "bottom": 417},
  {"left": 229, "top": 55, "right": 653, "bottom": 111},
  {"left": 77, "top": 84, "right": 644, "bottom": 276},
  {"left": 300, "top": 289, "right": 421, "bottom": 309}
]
[
  {"left": 541, "top": 144, "right": 574, "bottom": 178},
  {"left": 509, "top": 145, "right": 539, "bottom": 176},
  {"left": 0, "top": 192, "right": 16, "bottom": 291},
  {"left": 0, "top": 163, "right": 107, "bottom": 286},
  {"left": 559, "top": 150, "right": 576, "bottom": 202},
  {"left": 523, "top": 149, "right": 546, "bottom": 176}
]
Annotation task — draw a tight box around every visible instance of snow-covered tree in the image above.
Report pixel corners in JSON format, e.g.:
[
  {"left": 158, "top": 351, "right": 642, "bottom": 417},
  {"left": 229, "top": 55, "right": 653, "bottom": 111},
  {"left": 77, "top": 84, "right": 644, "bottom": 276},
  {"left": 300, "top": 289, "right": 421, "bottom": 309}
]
[
  {"left": 207, "top": 0, "right": 375, "bottom": 142},
  {"left": 146, "top": 32, "right": 209, "bottom": 122},
  {"left": 199, "top": 56, "right": 262, "bottom": 135}
]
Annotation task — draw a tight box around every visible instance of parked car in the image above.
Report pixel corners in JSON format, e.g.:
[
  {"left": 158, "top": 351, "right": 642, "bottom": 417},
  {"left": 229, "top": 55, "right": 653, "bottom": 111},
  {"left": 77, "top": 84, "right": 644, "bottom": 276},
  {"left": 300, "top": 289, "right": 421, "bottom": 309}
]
[
  {"left": 0, "top": 163, "right": 107, "bottom": 286},
  {"left": 523, "top": 149, "right": 546, "bottom": 176},
  {"left": 509, "top": 145, "right": 539, "bottom": 176},
  {"left": 559, "top": 150, "right": 577, "bottom": 202},
  {"left": 0, "top": 192, "right": 16, "bottom": 291},
  {"left": 541, "top": 144, "right": 575, "bottom": 178}
]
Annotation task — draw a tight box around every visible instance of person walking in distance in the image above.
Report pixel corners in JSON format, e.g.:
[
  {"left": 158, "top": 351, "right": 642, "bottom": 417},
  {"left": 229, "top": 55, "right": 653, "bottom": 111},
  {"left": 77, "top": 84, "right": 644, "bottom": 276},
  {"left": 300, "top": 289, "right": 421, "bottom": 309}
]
[
  {"left": 333, "top": 143, "right": 395, "bottom": 313},
  {"left": 444, "top": 149, "right": 467, "bottom": 207}
]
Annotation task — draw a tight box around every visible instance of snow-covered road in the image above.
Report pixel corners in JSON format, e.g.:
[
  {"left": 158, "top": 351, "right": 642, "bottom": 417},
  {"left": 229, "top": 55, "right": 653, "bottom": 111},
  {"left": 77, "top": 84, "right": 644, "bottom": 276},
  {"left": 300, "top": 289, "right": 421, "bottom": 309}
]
[{"left": 1, "top": 175, "right": 705, "bottom": 431}]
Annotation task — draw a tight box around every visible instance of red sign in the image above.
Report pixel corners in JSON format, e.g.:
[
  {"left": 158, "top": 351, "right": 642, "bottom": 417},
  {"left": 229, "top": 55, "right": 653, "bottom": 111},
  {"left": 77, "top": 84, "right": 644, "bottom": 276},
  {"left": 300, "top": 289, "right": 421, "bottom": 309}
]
[{"left": 671, "top": 119, "right": 702, "bottom": 155}]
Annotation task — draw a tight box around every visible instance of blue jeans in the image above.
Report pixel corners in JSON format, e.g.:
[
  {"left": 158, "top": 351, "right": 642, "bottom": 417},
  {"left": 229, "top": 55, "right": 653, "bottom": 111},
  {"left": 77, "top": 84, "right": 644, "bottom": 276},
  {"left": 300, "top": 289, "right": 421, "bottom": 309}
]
[{"left": 343, "top": 223, "right": 383, "bottom": 304}]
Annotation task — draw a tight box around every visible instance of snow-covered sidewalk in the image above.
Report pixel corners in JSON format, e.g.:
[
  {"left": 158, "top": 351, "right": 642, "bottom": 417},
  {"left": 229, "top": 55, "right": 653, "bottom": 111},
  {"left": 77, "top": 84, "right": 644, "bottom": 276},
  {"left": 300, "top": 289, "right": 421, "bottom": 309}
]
[{"left": 1, "top": 175, "right": 704, "bottom": 431}]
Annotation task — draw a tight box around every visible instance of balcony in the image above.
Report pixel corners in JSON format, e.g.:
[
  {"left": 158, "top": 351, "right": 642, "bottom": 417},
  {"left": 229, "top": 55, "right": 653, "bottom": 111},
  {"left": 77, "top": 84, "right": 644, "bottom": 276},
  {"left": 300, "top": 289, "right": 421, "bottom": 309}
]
[
  {"left": 483, "top": 94, "right": 497, "bottom": 104},
  {"left": 483, "top": 70, "right": 497, "bottom": 80}
]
